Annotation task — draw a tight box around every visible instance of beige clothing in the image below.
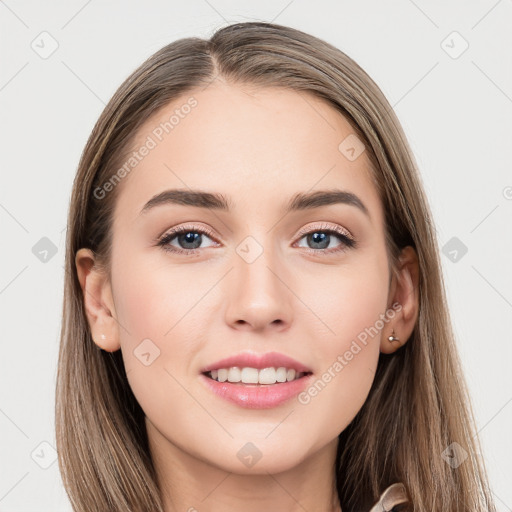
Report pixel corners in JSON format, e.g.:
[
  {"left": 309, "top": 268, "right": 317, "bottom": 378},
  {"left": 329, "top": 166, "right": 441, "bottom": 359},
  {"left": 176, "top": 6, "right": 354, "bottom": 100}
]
[{"left": 368, "top": 483, "right": 409, "bottom": 511}]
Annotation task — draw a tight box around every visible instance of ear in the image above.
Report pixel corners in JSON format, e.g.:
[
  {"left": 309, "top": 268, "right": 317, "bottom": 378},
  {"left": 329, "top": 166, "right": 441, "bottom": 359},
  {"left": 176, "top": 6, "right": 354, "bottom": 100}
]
[
  {"left": 380, "top": 245, "right": 420, "bottom": 354},
  {"left": 75, "top": 248, "right": 121, "bottom": 352}
]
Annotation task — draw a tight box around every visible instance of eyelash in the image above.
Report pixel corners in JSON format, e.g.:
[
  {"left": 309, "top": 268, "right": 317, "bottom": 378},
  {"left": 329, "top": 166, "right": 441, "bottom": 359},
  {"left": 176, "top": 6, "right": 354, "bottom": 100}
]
[{"left": 156, "top": 223, "right": 356, "bottom": 257}]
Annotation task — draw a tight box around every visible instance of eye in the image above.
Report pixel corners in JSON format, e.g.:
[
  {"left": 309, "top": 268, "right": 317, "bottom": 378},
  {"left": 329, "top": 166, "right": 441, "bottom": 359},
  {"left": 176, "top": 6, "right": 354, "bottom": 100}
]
[
  {"left": 294, "top": 222, "right": 356, "bottom": 255},
  {"left": 156, "top": 222, "right": 356, "bottom": 257},
  {"left": 157, "top": 224, "right": 219, "bottom": 255}
]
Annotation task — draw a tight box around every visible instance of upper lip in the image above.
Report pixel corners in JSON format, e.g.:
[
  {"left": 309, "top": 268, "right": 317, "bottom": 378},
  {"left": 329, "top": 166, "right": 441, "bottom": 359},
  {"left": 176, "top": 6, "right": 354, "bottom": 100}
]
[{"left": 200, "top": 351, "right": 312, "bottom": 373}]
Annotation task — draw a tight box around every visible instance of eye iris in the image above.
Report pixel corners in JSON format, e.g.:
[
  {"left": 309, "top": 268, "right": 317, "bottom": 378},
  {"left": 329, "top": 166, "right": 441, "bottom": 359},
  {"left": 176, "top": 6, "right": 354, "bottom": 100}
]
[
  {"left": 178, "top": 231, "right": 202, "bottom": 249},
  {"left": 309, "top": 232, "right": 330, "bottom": 249}
]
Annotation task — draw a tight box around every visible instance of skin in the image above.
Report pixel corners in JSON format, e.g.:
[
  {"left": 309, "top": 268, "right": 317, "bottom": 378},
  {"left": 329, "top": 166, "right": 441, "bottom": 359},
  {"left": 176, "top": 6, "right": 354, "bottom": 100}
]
[{"left": 76, "top": 80, "right": 419, "bottom": 512}]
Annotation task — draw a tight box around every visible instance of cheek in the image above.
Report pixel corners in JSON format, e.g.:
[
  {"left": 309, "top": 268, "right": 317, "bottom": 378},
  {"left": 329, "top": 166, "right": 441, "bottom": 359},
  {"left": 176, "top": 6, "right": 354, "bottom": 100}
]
[
  {"left": 111, "top": 250, "right": 210, "bottom": 345},
  {"left": 110, "top": 249, "right": 217, "bottom": 393},
  {"left": 110, "top": 254, "right": 209, "bottom": 433},
  {"left": 292, "top": 254, "right": 389, "bottom": 432},
  {"left": 299, "top": 249, "right": 390, "bottom": 348}
]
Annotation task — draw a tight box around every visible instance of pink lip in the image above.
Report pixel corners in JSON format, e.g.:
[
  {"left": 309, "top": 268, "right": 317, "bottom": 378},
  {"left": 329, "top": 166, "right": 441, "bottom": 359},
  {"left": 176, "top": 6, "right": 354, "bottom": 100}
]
[
  {"left": 200, "top": 351, "right": 312, "bottom": 373},
  {"left": 199, "top": 373, "right": 314, "bottom": 409}
]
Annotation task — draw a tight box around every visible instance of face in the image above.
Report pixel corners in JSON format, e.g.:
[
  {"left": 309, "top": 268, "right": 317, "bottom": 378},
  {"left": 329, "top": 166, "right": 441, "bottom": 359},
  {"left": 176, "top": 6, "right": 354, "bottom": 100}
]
[{"left": 98, "top": 81, "right": 395, "bottom": 475}]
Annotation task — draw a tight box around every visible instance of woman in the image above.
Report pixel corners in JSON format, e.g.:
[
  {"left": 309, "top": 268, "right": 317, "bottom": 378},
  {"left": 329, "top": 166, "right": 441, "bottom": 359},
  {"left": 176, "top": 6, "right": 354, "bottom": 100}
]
[{"left": 56, "top": 21, "right": 496, "bottom": 511}]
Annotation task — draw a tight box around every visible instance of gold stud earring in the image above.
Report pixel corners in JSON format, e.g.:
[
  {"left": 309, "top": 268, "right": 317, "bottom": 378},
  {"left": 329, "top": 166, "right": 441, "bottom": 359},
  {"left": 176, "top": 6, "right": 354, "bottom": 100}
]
[{"left": 388, "top": 329, "right": 400, "bottom": 343}]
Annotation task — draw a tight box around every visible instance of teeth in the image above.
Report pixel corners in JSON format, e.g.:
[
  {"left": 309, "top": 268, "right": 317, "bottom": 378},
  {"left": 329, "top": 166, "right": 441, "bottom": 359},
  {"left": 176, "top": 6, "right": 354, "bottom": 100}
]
[
  {"left": 207, "top": 366, "right": 307, "bottom": 384},
  {"left": 228, "top": 367, "right": 241, "bottom": 382},
  {"left": 241, "top": 367, "right": 258, "bottom": 384}
]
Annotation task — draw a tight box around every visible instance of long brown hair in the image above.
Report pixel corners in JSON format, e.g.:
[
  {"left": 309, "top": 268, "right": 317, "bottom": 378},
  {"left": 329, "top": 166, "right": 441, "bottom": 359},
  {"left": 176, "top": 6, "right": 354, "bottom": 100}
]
[{"left": 56, "top": 21, "right": 496, "bottom": 511}]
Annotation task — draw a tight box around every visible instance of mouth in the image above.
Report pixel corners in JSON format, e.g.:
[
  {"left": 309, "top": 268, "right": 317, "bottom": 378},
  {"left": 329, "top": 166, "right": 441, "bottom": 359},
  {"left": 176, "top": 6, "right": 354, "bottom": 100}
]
[
  {"left": 200, "top": 368, "right": 314, "bottom": 409},
  {"left": 198, "top": 351, "right": 314, "bottom": 408}
]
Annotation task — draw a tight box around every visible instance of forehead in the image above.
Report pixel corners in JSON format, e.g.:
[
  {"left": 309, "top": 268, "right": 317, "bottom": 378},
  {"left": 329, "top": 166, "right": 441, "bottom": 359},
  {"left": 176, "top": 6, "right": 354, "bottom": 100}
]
[{"left": 110, "top": 82, "right": 382, "bottom": 226}]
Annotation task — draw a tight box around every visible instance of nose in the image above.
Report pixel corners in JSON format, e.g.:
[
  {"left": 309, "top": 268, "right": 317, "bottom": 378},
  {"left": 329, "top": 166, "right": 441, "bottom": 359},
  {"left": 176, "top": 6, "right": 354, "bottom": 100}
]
[{"left": 224, "top": 240, "right": 293, "bottom": 333}]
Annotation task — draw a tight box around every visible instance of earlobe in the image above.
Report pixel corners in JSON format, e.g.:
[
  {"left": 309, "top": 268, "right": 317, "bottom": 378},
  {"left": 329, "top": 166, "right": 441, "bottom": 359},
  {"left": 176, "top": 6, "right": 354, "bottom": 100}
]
[
  {"left": 75, "top": 248, "right": 121, "bottom": 352},
  {"left": 380, "top": 245, "right": 420, "bottom": 355}
]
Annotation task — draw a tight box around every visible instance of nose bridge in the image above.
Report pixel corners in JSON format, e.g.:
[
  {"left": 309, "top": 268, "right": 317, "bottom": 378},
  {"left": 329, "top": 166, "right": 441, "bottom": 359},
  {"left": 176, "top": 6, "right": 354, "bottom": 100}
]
[
  {"left": 224, "top": 229, "right": 293, "bottom": 330},
  {"left": 235, "top": 231, "right": 284, "bottom": 296}
]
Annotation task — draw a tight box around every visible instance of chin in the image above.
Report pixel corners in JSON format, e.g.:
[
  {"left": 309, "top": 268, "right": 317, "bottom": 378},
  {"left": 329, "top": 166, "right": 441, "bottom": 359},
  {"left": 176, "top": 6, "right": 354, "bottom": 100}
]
[{"left": 207, "top": 436, "right": 315, "bottom": 475}]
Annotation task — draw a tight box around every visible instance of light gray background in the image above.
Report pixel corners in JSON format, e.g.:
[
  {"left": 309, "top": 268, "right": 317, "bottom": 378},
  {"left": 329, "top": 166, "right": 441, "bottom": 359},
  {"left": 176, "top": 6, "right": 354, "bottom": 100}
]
[{"left": 1, "top": 1, "right": 511, "bottom": 510}]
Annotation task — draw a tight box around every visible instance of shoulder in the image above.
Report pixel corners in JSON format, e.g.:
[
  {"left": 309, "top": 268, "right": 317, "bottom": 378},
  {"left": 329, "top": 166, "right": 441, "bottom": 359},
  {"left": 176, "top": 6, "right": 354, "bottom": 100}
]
[{"left": 368, "top": 482, "right": 410, "bottom": 512}]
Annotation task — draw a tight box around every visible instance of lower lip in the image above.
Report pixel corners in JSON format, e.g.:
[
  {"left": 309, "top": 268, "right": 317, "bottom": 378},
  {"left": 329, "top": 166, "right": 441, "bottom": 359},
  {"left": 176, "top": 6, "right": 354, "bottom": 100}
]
[{"left": 199, "top": 373, "right": 313, "bottom": 409}]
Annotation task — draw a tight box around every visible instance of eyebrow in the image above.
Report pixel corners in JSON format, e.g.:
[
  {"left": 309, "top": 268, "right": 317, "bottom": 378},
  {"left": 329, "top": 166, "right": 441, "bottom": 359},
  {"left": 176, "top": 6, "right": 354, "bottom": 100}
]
[{"left": 140, "top": 188, "right": 370, "bottom": 218}]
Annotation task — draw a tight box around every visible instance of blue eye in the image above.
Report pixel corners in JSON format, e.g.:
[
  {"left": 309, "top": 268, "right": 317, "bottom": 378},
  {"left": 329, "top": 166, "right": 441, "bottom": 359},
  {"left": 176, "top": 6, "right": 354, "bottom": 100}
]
[
  {"left": 294, "top": 222, "right": 356, "bottom": 255},
  {"left": 157, "top": 225, "right": 218, "bottom": 255},
  {"left": 296, "top": 229, "right": 355, "bottom": 252},
  {"left": 157, "top": 222, "right": 356, "bottom": 256}
]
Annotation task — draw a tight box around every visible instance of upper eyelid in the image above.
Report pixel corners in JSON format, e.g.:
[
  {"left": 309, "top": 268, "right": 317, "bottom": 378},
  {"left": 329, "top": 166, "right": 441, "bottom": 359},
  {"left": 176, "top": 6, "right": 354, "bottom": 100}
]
[
  {"left": 295, "top": 222, "right": 354, "bottom": 239},
  {"left": 158, "top": 222, "right": 355, "bottom": 246},
  {"left": 159, "top": 223, "right": 217, "bottom": 241}
]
